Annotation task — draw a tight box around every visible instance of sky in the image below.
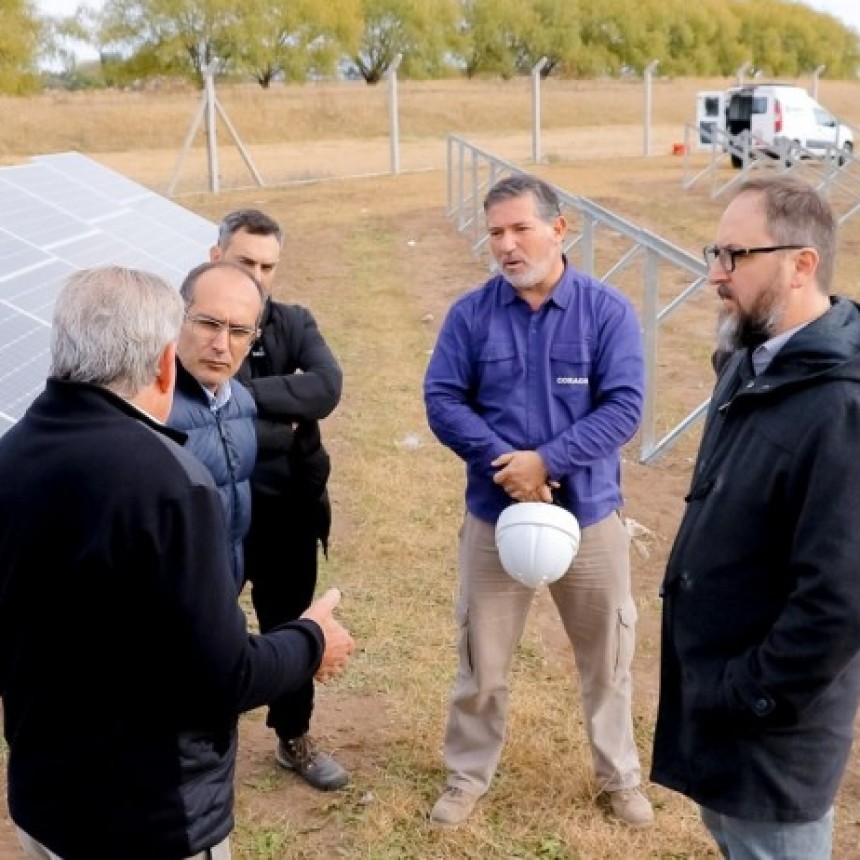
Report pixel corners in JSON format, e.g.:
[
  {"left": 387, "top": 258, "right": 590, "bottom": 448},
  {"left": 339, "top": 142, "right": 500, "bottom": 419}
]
[
  {"left": 36, "top": 0, "right": 102, "bottom": 18},
  {"left": 30, "top": 0, "right": 860, "bottom": 63},
  {"left": 802, "top": 0, "right": 860, "bottom": 33}
]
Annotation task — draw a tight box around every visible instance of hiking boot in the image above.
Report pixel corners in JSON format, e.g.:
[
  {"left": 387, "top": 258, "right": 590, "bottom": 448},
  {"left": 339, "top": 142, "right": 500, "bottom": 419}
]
[
  {"left": 607, "top": 787, "right": 654, "bottom": 827},
  {"left": 276, "top": 735, "right": 349, "bottom": 791},
  {"left": 429, "top": 787, "right": 481, "bottom": 827}
]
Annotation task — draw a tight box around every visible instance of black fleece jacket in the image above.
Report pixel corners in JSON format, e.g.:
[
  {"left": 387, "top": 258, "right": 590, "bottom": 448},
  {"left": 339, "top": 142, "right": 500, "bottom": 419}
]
[{"left": 0, "top": 380, "right": 325, "bottom": 859}]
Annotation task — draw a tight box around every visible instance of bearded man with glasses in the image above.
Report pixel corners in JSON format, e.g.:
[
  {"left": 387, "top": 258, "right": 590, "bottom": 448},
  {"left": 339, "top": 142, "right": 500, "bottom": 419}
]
[
  {"left": 168, "top": 260, "right": 264, "bottom": 591},
  {"left": 652, "top": 174, "right": 860, "bottom": 859}
]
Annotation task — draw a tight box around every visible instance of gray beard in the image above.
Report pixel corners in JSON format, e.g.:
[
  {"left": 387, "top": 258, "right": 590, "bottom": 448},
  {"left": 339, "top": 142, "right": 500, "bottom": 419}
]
[
  {"left": 716, "top": 288, "right": 784, "bottom": 352},
  {"left": 716, "top": 310, "right": 769, "bottom": 352}
]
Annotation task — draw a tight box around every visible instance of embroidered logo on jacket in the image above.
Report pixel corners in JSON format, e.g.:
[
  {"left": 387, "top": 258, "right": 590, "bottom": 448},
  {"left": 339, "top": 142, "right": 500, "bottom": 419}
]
[{"left": 556, "top": 377, "right": 588, "bottom": 385}]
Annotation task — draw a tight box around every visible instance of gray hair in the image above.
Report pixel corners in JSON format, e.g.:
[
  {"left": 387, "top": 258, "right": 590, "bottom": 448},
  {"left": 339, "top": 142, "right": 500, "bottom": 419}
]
[
  {"left": 50, "top": 266, "right": 185, "bottom": 398},
  {"left": 483, "top": 173, "right": 562, "bottom": 223},
  {"left": 734, "top": 175, "right": 836, "bottom": 293},
  {"left": 216, "top": 208, "right": 284, "bottom": 248}
]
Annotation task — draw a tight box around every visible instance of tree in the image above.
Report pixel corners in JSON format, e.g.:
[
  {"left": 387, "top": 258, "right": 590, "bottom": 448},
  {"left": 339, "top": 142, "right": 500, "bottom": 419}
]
[
  {"left": 0, "top": 0, "right": 41, "bottom": 93},
  {"left": 34, "top": 0, "right": 860, "bottom": 89},
  {"left": 524, "top": 0, "right": 585, "bottom": 77},
  {"left": 97, "top": 0, "right": 240, "bottom": 85},
  {"left": 461, "top": 0, "right": 534, "bottom": 79},
  {"left": 732, "top": 0, "right": 860, "bottom": 78},
  {"left": 351, "top": 0, "right": 464, "bottom": 84},
  {"left": 232, "top": 0, "right": 362, "bottom": 87}
]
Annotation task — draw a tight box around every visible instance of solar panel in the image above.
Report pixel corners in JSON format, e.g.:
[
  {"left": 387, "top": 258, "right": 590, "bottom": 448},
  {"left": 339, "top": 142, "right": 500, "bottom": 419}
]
[{"left": 0, "top": 152, "right": 215, "bottom": 437}]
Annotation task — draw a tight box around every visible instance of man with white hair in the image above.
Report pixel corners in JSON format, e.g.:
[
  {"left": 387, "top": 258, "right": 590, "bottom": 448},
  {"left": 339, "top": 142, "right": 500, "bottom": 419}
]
[{"left": 0, "top": 266, "right": 354, "bottom": 860}]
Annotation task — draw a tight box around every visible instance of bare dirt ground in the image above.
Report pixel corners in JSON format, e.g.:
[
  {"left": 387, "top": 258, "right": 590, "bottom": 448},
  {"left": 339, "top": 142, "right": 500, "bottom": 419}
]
[{"left": 2, "top": 125, "right": 859, "bottom": 858}]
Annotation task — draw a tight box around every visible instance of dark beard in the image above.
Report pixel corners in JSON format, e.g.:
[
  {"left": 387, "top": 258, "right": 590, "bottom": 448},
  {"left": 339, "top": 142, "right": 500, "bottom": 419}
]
[
  {"left": 718, "top": 308, "right": 770, "bottom": 350},
  {"left": 716, "top": 285, "right": 782, "bottom": 352}
]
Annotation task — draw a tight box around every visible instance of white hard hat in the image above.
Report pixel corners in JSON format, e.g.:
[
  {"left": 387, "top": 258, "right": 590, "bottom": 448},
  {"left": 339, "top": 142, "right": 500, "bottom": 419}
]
[{"left": 495, "top": 502, "right": 581, "bottom": 588}]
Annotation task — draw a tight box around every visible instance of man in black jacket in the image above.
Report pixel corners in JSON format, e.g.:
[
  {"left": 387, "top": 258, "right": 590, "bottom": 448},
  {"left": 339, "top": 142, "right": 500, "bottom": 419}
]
[
  {"left": 211, "top": 209, "right": 347, "bottom": 791},
  {"left": 0, "top": 266, "right": 354, "bottom": 860},
  {"left": 651, "top": 175, "right": 860, "bottom": 859}
]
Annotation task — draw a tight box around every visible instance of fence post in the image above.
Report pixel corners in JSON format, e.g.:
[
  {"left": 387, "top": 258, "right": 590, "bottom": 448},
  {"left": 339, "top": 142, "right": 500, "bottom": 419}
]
[
  {"left": 531, "top": 57, "right": 548, "bottom": 163},
  {"left": 387, "top": 53, "right": 403, "bottom": 175},
  {"left": 643, "top": 59, "right": 659, "bottom": 156},
  {"left": 811, "top": 64, "right": 826, "bottom": 100}
]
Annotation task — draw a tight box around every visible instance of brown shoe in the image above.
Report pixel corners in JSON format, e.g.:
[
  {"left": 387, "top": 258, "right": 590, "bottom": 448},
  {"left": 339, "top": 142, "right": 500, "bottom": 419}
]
[
  {"left": 429, "top": 787, "right": 480, "bottom": 827},
  {"left": 607, "top": 788, "right": 654, "bottom": 827}
]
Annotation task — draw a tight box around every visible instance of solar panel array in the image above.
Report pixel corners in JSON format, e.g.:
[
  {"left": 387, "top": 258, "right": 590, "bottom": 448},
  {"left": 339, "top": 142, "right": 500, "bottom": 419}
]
[{"left": 0, "top": 152, "right": 215, "bottom": 437}]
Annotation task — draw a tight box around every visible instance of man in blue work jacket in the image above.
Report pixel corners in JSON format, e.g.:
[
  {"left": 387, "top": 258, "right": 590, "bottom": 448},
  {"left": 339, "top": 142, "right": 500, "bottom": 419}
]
[{"left": 423, "top": 172, "right": 652, "bottom": 829}]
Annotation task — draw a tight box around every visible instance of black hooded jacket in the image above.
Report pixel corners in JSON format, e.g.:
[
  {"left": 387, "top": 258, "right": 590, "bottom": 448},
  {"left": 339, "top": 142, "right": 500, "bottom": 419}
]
[{"left": 651, "top": 297, "right": 860, "bottom": 822}]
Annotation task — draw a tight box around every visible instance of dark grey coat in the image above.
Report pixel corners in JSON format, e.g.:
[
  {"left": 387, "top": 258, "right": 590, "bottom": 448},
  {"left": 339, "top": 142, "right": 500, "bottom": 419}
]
[{"left": 651, "top": 297, "right": 860, "bottom": 822}]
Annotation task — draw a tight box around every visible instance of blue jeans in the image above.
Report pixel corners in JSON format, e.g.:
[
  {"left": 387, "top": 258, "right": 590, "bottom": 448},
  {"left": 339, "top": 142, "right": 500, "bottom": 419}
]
[{"left": 700, "top": 805, "right": 834, "bottom": 860}]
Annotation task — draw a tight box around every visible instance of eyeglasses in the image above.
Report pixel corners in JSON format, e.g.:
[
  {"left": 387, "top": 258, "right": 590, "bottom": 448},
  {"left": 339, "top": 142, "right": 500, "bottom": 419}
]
[
  {"left": 184, "top": 313, "right": 259, "bottom": 345},
  {"left": 702, "top": 244, "right": 807, "bottom": 273}
]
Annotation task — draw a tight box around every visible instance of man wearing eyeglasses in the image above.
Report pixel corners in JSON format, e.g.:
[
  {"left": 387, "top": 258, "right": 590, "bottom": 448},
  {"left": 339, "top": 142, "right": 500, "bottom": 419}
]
[
  {"left": 705, "top": 241, "right": 809, "bottom": 375},
  {"left": 652, "top": 174, "right": 860, "bottom": 859},
  {"left": 168, "top": 260, "right": 264, "bottom": 590}
]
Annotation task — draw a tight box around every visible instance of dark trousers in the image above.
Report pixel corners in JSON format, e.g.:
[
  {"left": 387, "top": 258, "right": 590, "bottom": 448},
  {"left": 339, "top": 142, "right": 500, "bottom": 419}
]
[{"left": 244, "top": 490, "right": 321, "bottom": 741}]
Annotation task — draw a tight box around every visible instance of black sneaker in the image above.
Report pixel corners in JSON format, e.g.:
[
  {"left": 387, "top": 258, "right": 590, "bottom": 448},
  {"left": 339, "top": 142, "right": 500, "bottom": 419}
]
[{"left": 276, "top": 735, "right": 350, "bottom": 791}]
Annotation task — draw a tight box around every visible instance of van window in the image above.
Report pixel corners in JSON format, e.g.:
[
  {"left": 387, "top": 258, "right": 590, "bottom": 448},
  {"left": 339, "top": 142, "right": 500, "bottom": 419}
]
[
  {"left": 814, "top": 107, "right": 835, "bottom": 127},
  {"left": 703, "top": 96, "right": 720, "bottom": 117},
  {"left": 751, "top": 96, "right": 768, "bottom": 114},
  {"left": 727, "top": 96, "right": 751, "bottom": 121}
]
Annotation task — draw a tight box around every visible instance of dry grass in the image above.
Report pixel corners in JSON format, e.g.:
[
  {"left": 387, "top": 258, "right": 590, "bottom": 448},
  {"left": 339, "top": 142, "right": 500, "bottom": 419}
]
[
  {"left": 182, "top": 166, "right": 859, "bottom": 858},
  {"left": 3, "top": 79, "right": 860, "bottom": 859},
  {"left": 216, "top": 175, "right": 715, "bottom": 859},
  {"left": 3, "top": 75, "right": 859, "bottom": 158}
]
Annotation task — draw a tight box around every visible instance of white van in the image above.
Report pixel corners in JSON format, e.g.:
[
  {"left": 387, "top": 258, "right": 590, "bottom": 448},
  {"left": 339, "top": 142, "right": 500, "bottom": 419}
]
[{"left": 695, "top": 83, "right": 853, "bottom": 168}]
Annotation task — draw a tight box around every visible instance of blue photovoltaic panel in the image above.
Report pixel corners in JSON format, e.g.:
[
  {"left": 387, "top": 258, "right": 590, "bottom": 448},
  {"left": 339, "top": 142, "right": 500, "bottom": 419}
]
[
  {"left": 2, "top": 162, "right": 117, "bottom": 223},
  {"left": 0, "top": 152, "right": 216, "bottom": 438},
  {"left": 32, "top": 151, "right": 157, "bottom": 206},
  {"left": 0, "top": 178, "right": 95, "bottom": 247}
]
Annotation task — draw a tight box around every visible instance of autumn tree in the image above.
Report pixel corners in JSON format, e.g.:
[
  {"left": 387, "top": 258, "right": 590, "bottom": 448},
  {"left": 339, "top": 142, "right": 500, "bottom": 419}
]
[
  {"left": 55, "top": 0, "right": 860, "bottom": 88},
  {"left": 461, "top": 0, "right": 586, "bottom": 79},
  {"left": 731, "top": 0, "right": 860, "bottom": 78},
  {"left": 97, "top": 0, "right": 239, "bottom": 85},
  {"left": 0, "top": 0, "right": 41, "bottom": 93},
  {"left": 522, "top": 0, "right": 585, "bottom": 77},
  {"left": 656, "top": 0, "right": 745, "bottom": 77},
  {"left": 351, "top": 0, "right": 464, "bottom": 83},
  {"left": 231, "top": 0, "right": 362, "bottom": 87}
]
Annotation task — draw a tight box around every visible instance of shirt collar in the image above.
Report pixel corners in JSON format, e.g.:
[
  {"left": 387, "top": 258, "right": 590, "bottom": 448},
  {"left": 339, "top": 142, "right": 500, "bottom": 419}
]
[
  {"left": 751, "top": 322, "right": 807, "bottom": 376},
  {"left": 201, "top": 381, "right": 233, "bottom": 412}
]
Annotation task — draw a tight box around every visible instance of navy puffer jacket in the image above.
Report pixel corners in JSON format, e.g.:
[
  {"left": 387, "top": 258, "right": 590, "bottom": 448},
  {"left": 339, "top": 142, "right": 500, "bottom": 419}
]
[{"left": 168, "top": 360, "right": 257, "bottom": 589}]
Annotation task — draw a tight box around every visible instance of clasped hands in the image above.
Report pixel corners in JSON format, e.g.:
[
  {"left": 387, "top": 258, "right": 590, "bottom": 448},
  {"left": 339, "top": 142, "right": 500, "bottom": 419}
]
[{"left": 492, "top": 450, "right": 558, "bottom": 502}]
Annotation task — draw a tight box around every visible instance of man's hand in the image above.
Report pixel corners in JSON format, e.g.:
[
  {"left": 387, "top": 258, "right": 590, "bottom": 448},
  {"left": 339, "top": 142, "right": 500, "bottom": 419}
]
[
  {"left": 301, "top": 588, "right": 355, "bottom": 683},
  {"left": 491, "top": 450, "right": 557, "bottom": 502}
]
